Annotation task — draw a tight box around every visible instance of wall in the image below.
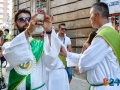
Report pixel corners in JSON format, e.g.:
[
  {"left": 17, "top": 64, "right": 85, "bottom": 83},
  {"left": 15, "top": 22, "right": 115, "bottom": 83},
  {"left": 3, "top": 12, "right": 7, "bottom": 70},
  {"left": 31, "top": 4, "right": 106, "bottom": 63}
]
[
  {"left": 11, "top": 0, "right": 31, "bottom": 38},
  {"left": 48, "top": 0, "right": 98, "bottom": 53},
  {"left": 12, "top": 0, "right": 98, "bottom": 53}
]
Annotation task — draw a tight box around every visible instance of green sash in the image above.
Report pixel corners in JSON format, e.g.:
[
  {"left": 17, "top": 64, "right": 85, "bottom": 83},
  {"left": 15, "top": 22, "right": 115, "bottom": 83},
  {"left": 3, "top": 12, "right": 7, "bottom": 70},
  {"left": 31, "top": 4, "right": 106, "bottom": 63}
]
[
  {"left": 97, "top": 26, "right": 120, "bottom": 66},
  {"left": 59, "top": 55, "right": 67, "bottom": 68},
  {"left": 8, "top": 39, "right": 44, "bottom": 90},
  {"left": 87, "top": 26, "right": 120, "bottom": 90}
]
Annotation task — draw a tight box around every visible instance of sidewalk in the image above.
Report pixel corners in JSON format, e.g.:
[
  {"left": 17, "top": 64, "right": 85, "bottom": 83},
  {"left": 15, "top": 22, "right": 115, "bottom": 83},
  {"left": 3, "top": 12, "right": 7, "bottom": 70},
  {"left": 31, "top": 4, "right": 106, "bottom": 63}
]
[
  {"left": 70, "top": 77, "right": 89, "bottom": 90},
  {"left": 2, "top": 67, "right": 8, "bottom": 90}
]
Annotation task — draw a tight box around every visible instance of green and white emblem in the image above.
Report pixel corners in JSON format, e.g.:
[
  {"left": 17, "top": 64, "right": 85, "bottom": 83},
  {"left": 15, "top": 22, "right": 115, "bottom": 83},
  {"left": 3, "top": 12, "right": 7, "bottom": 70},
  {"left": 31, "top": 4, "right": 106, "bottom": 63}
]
[{"left": 14, "top": 57, "right": 36, "bottom": 75}]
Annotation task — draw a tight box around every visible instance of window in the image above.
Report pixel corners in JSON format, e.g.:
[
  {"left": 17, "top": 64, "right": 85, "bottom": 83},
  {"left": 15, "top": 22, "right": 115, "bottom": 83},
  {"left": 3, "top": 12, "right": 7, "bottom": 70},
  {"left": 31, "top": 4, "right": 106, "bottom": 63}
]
[
  {"left": 36, "top": 0, "right": 46, "bottom": 10},
  {"left": 31, "top": 0, "right": 46, "bottom": 15}
]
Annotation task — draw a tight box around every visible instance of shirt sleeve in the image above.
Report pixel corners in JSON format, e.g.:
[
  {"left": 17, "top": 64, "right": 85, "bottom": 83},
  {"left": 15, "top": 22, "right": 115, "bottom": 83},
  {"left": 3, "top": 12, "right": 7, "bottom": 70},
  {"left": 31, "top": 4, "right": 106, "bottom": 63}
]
[
  {"left": 67, "top": 37, "right": 71, "bottom": 45},
  {"left": 43, "top": 28, "right": 62, "bottom": 67},
  {"left": 66, "top": 52, "right": 82, "bottom": 66},
  {"left": 2, "top": 32, "right": 34, "bottom": 70},
  {"left": 79, "top": 36, "right": 109, "bottom": 73}
]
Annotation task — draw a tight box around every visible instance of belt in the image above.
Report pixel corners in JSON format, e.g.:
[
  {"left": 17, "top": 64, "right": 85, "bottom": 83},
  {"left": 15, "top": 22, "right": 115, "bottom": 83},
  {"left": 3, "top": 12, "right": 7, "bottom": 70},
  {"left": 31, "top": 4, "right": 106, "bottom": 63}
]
[{"left": 31, "top": 83, "right": 45, "bottom": 90}]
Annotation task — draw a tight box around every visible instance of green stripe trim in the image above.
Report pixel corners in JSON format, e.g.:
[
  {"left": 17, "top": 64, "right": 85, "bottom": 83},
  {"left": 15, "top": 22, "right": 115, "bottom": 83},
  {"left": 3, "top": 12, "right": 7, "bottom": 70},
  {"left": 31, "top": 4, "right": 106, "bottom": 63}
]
[
  {"left": 31, "top": 83, "right": 45, "bottom": 90},
  {"left": 86, "top": 73, "right": 103, "bottom": 90},
  {"left": 26, "top": 75, "right": 31, "bottom": 90},
  {"left": 96, "top": 26, "right": 120, "bottom": 66},
  {"left": 8, "top": 69, "right": 27, "bottom": 90},
  {"left": 97, "top": 34, "right": 120, "bottom": 66}
]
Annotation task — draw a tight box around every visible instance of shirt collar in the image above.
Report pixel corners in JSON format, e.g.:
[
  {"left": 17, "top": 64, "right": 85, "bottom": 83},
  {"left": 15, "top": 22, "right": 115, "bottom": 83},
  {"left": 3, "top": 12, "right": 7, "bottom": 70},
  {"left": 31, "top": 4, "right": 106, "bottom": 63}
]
[
  {"left": 57, "top": 32, "right": 66, "bottom": 38},
  {"left": 96, "top": 23, "right": 114, "bottom": 33}
]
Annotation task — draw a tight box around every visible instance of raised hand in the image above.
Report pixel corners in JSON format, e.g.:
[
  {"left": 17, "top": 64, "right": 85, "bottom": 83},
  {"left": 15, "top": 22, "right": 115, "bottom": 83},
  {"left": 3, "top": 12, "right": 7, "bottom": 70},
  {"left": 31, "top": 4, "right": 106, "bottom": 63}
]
[{"left": 43, "top": 12, "right": 53, "bottom": 32}]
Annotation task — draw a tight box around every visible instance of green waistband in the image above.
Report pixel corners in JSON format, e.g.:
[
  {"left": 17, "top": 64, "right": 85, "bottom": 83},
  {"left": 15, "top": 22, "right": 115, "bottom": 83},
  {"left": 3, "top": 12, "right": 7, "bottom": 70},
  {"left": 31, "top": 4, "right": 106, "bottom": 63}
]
[
  {"left": 86, "top": 74, "right": 113, "bottom": 90},
  {"left": 31, "top": 83, "right": 45, "bottom": 90}
]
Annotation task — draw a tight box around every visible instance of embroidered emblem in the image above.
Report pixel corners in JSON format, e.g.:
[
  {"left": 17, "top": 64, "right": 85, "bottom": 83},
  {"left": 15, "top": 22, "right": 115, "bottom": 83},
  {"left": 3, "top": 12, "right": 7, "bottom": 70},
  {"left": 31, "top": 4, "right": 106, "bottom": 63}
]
[{"left": 14, "top": 57, "right": 36, "bottom": 75}]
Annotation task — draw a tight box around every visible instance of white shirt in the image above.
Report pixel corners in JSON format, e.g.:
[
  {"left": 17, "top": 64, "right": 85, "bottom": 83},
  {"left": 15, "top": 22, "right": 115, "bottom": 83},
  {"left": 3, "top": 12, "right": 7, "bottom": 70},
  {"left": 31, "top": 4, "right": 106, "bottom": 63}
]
[
  {"left": 57, "top": 33, "right": 71, "bottom": 50},
  {"left": 67, "top": 23, "right": 120, "bottom": 90}
]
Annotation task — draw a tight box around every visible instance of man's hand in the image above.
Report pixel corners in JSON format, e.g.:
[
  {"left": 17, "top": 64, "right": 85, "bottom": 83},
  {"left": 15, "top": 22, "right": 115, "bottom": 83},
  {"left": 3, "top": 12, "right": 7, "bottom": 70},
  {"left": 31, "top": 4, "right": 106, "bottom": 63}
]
[
  {"left": 59, "top": 45, "right": 67, "bottom": 57},
  {"left": 25, "top": 12, "right": 53, "bottom": 38},
  {"left": 43, "top": 13, "right": 53, "bottom": 32},
  {"left": 25, "top": 13, "right": 44, "bottom": 38}
]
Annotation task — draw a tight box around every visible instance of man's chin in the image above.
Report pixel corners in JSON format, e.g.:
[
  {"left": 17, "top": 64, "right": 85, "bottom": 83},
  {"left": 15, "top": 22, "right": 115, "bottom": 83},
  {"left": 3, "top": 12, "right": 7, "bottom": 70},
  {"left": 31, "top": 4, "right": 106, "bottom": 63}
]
[{"left": 24, "top": 27, "right": 28, "bottom": 29}]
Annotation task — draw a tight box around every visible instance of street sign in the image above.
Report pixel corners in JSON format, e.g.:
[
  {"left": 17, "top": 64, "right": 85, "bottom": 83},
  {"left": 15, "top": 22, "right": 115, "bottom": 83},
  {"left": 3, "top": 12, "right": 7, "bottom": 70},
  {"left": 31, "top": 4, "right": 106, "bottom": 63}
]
[{"left": 100, "top": 0, "right": 120, "bottom": 14}]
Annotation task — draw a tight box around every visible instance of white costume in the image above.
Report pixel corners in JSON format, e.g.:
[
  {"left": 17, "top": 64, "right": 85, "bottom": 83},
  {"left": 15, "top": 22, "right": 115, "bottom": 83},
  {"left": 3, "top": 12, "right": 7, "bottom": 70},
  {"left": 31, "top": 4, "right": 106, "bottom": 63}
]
[
  {"left": 2, "top": 29, "right": 69, "bottom": 90},
  {"left": 67, "top": 23, "right": 120, "bottom": 90}
]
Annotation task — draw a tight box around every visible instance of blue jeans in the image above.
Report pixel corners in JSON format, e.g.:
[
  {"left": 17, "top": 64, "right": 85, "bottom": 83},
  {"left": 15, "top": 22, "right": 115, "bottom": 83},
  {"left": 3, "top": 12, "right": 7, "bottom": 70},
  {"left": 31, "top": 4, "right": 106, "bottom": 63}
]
[
  {"left": 66, "top": 67, "right": 72, "bottom": 79},
  {"left": 1, "top": 56, "right": 6, "bottom": 63}
]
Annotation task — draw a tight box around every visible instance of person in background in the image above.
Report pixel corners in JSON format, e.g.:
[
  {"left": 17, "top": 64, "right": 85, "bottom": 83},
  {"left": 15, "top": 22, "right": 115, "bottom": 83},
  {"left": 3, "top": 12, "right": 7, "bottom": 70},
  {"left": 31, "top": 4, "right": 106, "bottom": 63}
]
[
  {"left": 4, "top": 29, "right": 11, "bottom": 41},
  {"left": 0, "top": 30, "right": 4, "bottom": 46},
  {"left": 0, "top": 30, "right": 7, "bottom": 68},
  {"left": 57, "top": 23, "right": 73, "bottom": 83},
  {"left": 81, "top": 31, "right": 97, "bottom": 53}
]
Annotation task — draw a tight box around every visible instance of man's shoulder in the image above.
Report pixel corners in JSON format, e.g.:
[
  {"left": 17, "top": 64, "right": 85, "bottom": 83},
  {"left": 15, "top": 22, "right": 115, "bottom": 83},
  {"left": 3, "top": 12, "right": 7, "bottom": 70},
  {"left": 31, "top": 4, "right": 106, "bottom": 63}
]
[{"left": 65, "top": 35, "right": 70, "bottom": 39}]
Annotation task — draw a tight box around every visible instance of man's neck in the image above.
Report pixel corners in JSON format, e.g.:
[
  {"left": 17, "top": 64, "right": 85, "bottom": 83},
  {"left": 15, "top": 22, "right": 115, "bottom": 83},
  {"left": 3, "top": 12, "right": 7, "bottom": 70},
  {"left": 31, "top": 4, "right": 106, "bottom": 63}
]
[
  {"left": 58, "top": 33, "right": 64, "bottom": 39},
  {"left": 98, "top": 19, "right": 109, "bottom": 29}
]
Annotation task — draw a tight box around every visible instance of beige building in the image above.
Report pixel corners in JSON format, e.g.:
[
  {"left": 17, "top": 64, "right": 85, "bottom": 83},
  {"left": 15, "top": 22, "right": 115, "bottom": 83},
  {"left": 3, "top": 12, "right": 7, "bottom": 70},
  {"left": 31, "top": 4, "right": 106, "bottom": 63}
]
[
  {"left": 12, "top": 0, "right": 98, "bottom": 53},
  {"left": 0, "top": 0, "right": 10, "bottom": 25}
]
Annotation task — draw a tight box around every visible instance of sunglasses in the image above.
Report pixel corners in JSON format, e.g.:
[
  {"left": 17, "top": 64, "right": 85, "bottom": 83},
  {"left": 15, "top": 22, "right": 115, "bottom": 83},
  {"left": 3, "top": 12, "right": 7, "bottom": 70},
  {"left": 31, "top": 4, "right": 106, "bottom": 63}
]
[
  {"left": 17, "top": 17, "right": 31, "bottom": 23},
  {"left": 61, "top": 28, "right": 66, "bottom": 30}
]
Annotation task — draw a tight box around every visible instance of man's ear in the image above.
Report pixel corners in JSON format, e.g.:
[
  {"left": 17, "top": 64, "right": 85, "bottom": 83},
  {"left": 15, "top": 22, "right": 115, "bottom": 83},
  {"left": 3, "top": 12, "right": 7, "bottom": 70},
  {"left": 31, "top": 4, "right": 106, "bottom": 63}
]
[{"left": 94, "top": 12, "right": 99, "bottom": 20}]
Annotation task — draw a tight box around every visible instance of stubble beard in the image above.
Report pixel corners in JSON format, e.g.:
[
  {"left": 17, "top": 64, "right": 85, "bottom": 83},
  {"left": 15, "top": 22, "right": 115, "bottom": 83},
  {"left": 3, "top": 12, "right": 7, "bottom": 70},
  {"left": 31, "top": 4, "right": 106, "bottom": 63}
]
[{"left": 16, "top": 24, "right": 28, "bottom": 33}]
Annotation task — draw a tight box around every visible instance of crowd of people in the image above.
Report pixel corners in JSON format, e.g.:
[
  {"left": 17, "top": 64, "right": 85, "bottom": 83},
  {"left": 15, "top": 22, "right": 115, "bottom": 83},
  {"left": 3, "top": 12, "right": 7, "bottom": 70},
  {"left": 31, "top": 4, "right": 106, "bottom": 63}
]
[
  {"left": 0, "top": 2, "right": 120, "bottom": 90},
  {"left": 0, "top": 29, "right": 11, "bottom": 68}
]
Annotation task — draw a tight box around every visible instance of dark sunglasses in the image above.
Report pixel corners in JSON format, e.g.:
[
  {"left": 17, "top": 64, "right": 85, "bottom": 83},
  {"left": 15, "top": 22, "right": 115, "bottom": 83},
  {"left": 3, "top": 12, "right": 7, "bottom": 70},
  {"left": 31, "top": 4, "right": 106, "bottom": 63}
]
[
  {"left": 17, "top": 17, "right": 31, "bottom": 23},
  {"left": 61, "top": 28, "right": 66, "bottom": 30}
]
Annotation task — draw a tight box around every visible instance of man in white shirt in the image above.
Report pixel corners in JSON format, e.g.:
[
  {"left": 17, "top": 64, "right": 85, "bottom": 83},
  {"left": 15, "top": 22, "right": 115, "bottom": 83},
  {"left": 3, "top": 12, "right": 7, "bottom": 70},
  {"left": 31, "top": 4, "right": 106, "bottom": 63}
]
[
  {"left": 2, "top": 9, "right": 69, "bottom": 90},
  {"left": 57, "top": 23, "right": 73, "bottom": 83},
  {"left": 60, "top": 2, "right": 120, "bottom": 90}
]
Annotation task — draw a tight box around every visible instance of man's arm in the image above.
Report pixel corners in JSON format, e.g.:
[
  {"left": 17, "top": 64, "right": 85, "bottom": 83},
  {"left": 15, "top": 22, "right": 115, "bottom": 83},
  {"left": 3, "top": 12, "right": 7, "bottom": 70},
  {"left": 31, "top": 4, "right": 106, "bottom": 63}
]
[
  {"left": 43, "top": 28, "right": 62, "bottom": 66},
  {"left": 2, "top": 32, "right": 34, "bottom": 70},
  {"left": 60, "top": 36, "right": 109, "bottom": 72},
  {"left": 67, "top": 45, "right": 72, "bottom": 52},
  {"left": 78, "top": 37, "right": 109, "bottom": 73},
  {"left": 67, "top": 37, "right": 72, "bottom": 52},
  {"left": 25, "top": 13, "right": 53, "bottom": 41}
]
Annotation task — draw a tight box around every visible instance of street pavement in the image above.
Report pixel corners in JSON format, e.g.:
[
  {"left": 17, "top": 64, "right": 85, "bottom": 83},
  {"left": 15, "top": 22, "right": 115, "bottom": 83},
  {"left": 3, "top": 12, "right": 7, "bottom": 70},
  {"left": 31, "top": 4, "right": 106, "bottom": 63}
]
[
  {"left": 2, "top": 66, "right": 89, "bottom": 90},
  {"left": 70, "top": 77, "right": 89, "bottom": 90}
]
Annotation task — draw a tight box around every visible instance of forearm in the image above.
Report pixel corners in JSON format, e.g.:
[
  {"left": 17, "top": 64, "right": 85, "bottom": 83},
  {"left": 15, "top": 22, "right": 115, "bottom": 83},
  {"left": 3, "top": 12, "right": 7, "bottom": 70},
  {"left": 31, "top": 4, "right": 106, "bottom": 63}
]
[
  {"left": 2, "top": 32, "right": 33, "bottom": 70},
  {"left": 44, "top": 29, "right": 61, "bottom": 64},
  {"left": 25, "top": 29, "right": 31, "bottom": 39},
  {"left": 67, "top": 52, "right": 82, "bottom": 63}
]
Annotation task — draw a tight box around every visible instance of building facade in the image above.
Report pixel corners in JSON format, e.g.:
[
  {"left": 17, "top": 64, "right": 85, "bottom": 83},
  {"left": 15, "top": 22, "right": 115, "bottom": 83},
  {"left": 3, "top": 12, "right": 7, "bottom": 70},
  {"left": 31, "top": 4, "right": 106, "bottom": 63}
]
[
  {"left": 11, "top": 0, "right": 46, "bottom": 38},
  {"left": 12, "top": 0, "right": 98, "bottom": 53},
  {"left": 0, "top": 0, "right": 11, "bottom": 28}
]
